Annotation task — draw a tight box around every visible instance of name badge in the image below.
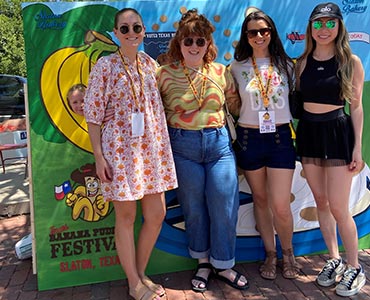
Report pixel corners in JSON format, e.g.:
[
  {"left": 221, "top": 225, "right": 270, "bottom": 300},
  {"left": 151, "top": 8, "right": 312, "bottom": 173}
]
[
  {"left": 258, "top": 110, "right": 276, "bottom": 133},
  {"left": 131, "top": 112, "right": 144, "bottom": 137}
]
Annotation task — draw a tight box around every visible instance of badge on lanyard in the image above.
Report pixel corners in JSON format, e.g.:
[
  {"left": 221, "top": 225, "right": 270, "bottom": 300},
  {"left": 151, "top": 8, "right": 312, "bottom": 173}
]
[
  {"left": 258, "top": 110, "right": 276, "bottom": 133},
  {"left": 131, "top": 112, "right": 144, "bottom": 137}
]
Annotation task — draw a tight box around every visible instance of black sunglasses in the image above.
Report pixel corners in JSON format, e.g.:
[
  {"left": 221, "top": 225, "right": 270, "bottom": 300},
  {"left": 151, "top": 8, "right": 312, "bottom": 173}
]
[
  {"left": 246, "top": 27, "right": 271, "bottom": 38},
  {"left": 183, "top": 37, "right": 207, "bottom": 47},
  {"left": 119, "top": 24, "right": 143, "bottom": 34}
]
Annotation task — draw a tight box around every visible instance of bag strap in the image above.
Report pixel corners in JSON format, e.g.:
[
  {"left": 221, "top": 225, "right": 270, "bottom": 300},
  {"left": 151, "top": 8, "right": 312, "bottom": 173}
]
[{"left": 224, "top": 96, "right": 233, "bottom": 119}]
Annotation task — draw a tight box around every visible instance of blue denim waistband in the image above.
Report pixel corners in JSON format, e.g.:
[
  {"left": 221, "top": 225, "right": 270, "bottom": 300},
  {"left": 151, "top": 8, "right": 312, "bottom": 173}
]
[
  {"left": 168, "top": 126, "right": 225, "bottom": 133},
  {"left": 237, "top": 123, "right": 291, "bottom": 134}
]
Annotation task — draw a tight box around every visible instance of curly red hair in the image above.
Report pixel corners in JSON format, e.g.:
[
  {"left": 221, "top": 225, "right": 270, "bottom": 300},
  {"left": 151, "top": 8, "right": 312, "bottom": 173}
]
[{"left": 167, "top": 9, "right": 217, "bottom": 66}]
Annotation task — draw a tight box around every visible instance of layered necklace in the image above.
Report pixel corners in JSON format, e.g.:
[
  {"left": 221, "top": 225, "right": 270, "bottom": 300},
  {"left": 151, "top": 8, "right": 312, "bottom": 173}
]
[
  {"left": 118, "top": 49, "right": 145, "bottom": 110},
  {"left": 251, "top": 56, "right": 274, "bottom": 109},
  {"left": 182, "top": 61, "right": 208, "bottom": 107}
]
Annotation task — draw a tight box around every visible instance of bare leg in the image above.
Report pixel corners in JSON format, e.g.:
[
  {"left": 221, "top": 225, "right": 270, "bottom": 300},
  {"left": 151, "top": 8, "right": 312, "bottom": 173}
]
[
  {"left": 244, "top": 168, "right": 277, "bottom": 279},
  {"left": 267, "top": 167, "right": 299, "bottom": 278},
  {"left": 244, "top": 168, "right": 276, "bottom": 252},
  {"left": 267, "top": 168, "right": 294, "bottom": 251},
  {"left": 303, "top": 164, "right": 340, "bottom": 259},
  {"left": 113, "top": 201, "right": 140, "bottom": 288},
  {"left": 136, "top": 192, "right": 166, "bottom": 275},
  {"left": 327, "top": 166, "right": 359, "bottom": 267},
  {"left": 137, "top": 193, "right": 166, "bottom": 296}
]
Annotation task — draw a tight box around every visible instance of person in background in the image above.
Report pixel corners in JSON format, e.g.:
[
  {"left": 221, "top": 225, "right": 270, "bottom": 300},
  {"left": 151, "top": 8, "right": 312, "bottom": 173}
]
[
  {"left": 156, "top": 8, "right": 248, "bottom": 293},
  {"left": 230, "top": 9, "right": 300, "bottom": 280},
  {"left": 295, "top": 2, "right": 365, "bottom": 297},
  {"left": 84, "top": 8, "right": 177, "bottom": 300},
  {"left": 67, "top": 83, "right": 115, "bottom": 120},
  {"left": 67, "top": 83, "right": 86, "bottom": 116}
]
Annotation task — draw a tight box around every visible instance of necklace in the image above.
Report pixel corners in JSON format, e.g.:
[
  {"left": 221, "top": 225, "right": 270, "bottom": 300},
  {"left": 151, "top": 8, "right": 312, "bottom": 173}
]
[
  {"left": 182, "top": 61, "right": 207, "bottom": 107},
  {"left": 118, "top": 50, "right": 145, "bottom": 110},
  {"left": 251, "top": 56, "right": 274, "bottom": 109}
]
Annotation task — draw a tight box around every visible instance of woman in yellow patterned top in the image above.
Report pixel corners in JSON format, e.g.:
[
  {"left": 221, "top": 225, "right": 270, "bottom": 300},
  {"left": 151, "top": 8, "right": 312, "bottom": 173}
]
[{"left": 156, "top": 9, "right": 247, "bottom": 293}]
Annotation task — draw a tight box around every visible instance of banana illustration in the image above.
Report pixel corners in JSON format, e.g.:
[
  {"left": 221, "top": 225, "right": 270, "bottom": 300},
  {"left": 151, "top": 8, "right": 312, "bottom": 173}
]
[
  {"left": 40, "top": 30, "right": 118, "bottom": 153},
  {"left": 66, "top": 186, "right": 110, "bottom": 222}
]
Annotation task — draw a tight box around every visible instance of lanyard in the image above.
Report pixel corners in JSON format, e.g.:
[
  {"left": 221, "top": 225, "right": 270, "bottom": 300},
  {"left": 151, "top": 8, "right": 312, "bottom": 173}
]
[
  {"left": 182, "top": 61, "right": 207, "bottom": 107},
  {"left": 118, "top": 50, "right": 144, "bottom": 110},
  {"left": 251, "top": 56, "right": 274, "bottom": 109}
]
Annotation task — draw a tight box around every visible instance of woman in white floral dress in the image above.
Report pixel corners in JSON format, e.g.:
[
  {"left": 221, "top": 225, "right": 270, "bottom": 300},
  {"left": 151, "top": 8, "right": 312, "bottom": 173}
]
[{"left": 84, "top": 8, "right": 177, "bottom": 300}]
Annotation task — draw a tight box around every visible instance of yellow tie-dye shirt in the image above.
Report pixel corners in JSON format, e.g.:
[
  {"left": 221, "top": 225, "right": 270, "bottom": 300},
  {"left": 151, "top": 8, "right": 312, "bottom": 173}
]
[{"left": 156, "top": 61, "right": 240, "bottom": 130}]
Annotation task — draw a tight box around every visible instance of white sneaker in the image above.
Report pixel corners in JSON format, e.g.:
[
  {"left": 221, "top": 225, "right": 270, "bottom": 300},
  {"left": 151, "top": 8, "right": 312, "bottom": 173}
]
[
  {"left": 316, "top": 257, "right": 345, "bottom": 287},
  {"left": 335, "top": 264, "right": 366, "bottom": 297}
]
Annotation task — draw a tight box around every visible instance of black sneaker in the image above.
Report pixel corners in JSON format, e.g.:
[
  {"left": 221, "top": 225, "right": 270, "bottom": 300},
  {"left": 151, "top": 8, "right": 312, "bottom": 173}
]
[
  {"left": 316, "top": 257, "right": 345, "bottom": 287},
  {"left": 335, "top": 264, "right": 366, "bottom": 297}
]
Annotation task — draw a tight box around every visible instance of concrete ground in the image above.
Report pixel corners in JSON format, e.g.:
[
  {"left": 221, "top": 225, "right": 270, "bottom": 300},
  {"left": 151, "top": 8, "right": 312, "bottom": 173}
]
[
  {"left": 0, "top": 162, "right": 29, "bottom": 217},
  {"left": 1, "top": 163, "right": 370, "bottom": 299}
]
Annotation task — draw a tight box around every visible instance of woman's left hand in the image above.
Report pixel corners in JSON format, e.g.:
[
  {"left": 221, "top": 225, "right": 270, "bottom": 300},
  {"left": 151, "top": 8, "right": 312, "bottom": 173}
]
[
  {"left": 349, "top": 149, "right": 364, "bottom": 173},
  {"left": 103, "top": 107, "right": 114, "bottom": 122}
]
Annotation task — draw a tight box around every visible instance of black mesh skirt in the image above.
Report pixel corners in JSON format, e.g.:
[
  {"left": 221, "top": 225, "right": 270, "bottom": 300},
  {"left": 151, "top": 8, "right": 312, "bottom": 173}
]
[{"left": 296, "top": 108, "right": 354, "bottom": 166}]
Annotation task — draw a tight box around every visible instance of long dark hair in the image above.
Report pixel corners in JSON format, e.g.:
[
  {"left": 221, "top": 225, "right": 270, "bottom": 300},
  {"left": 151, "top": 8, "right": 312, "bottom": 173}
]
[{"left": 234, "top": 11, "right": 293, "bottom": 87}]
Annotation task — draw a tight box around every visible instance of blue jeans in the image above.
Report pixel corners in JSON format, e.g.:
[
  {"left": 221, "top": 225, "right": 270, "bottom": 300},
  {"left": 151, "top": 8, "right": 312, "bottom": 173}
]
[{"left": 168, "top": 126, "right": 239, "bottom": 269}]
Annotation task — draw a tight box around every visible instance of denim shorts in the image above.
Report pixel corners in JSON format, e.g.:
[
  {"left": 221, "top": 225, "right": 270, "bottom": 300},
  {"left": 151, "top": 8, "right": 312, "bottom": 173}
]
[{"left": 234, "top": 123, "right": 296, "bottom": 171}]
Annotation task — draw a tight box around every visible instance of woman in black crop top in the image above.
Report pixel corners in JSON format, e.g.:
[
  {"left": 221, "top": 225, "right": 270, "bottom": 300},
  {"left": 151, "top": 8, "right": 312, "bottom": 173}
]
[{"left": 295, "top": 2, "right": 365, "bottom": 297}]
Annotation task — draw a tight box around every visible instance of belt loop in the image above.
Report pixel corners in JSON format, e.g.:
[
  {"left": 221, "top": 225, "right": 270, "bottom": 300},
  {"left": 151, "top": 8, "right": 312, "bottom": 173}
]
[
  {"left": 199, "top": 128, "right": 204, "bottom": 137},
  {"left": 216, "top": 127, "right": 220, "bottom": 135}
]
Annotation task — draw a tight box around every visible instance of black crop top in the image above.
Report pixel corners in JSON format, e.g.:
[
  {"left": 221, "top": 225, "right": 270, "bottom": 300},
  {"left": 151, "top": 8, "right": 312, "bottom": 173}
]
[{"left": 300, "top": 54, "right": 345, "bottom": 105}]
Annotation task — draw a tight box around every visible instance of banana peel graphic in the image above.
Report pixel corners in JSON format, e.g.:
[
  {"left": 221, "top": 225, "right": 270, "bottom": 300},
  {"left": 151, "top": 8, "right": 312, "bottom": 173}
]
[{"left": 40, "top": 30, "right": 118, "bottom": 153}]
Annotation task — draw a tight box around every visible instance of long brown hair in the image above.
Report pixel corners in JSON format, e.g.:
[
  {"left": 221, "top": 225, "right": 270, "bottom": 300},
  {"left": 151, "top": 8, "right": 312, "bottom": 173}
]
[
  {"left": 167, "top": 9, "right": 217, "bottom": 66},
  {"left": 234, "top": 10, "right": 293, "bottom": 90},
  {"left": 298, "top": 18, "right": 353, "bottom": 102}
]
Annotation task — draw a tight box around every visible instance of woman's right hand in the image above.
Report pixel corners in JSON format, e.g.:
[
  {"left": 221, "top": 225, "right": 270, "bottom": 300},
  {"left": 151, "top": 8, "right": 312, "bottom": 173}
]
[{"left": 95, "top": 157, "right": 113, "bottom": 183}]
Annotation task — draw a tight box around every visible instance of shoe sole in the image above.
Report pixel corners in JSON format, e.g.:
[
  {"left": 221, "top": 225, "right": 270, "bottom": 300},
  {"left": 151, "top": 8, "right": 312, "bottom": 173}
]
[
  {"left": 316, "top": 277, "right": 336, "bottom": 287},
  {"left": 317, "top": 272, "right": 344, "bottom": 287},
  {"left": 335, "top": 276, "right": 366, "bottom": 297}
]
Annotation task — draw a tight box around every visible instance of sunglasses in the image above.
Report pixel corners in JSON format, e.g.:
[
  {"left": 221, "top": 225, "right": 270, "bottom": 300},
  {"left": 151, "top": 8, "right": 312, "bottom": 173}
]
[
  {"left": 183, "top": 37, "right": 207, "bottom": 47},
  {"left": 312, "top": 20, "right": 337, "bottom": 30},
  {"left": 119, "top": 24, "right": 143, "bottom": 34},
  {"left": 246, "top": 27, "right": 271, "bottom": 38}
]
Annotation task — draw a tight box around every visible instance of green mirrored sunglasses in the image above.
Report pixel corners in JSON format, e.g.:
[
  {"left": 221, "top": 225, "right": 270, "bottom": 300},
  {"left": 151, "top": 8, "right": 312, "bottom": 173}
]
[{"left": 312, "top": 20, "right": 337, "bottom": 30}]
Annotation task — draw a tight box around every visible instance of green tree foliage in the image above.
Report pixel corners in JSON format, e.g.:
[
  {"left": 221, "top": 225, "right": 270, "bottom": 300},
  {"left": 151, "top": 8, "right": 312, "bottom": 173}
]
[
  {"left": 0, "top": 0, "right": 105, "bottom": 76},
  {"left": 0, "top": 0, "right": 27, "bottom": 76}
]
